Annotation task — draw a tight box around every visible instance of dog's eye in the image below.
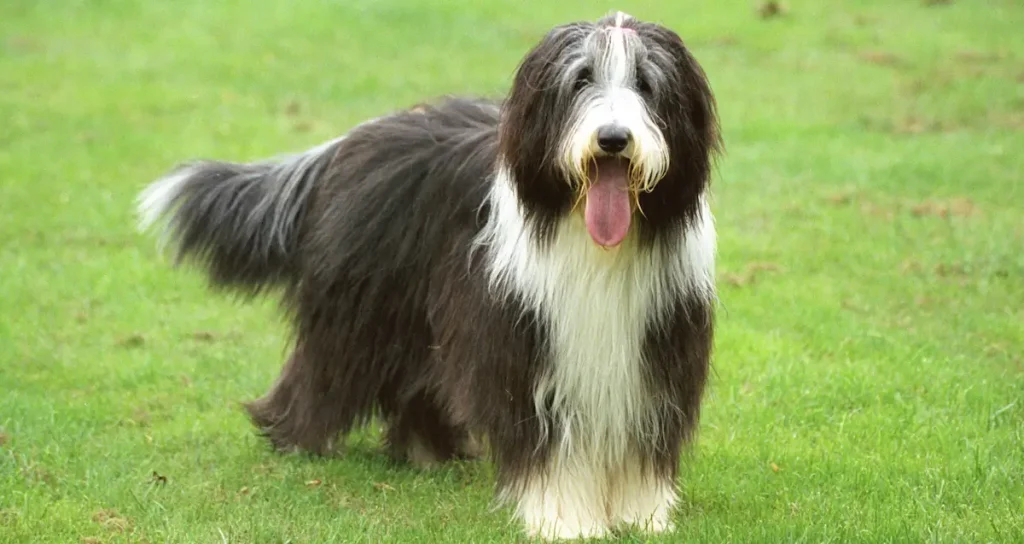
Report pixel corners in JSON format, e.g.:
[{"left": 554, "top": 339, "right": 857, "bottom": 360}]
[
  {"left": 574, "top": 67, "right": 593, "bottom": 92},
  {"left": 635, "top": 73, "right": 653, "bottom": 96}
]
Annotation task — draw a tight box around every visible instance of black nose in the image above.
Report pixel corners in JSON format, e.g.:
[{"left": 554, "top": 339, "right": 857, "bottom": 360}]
[{"left": 596, "top": 125, "right": 631, "bottom": 154}]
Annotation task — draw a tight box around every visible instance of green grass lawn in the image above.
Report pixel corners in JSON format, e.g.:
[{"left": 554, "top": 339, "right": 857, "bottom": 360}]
[{"left": 2, "top": 0, "right": 1023, "bottom": 542}]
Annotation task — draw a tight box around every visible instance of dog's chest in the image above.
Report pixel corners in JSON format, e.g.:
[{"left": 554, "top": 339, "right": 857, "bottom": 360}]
[
  {"left": 478, "top": 176, "right": 716, "bottom": 456},
  {"left": 522, "top": 227, "right": 674, "bottom": 452}
]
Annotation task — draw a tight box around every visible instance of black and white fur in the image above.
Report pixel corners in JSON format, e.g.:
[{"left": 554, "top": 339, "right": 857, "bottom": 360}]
[{"left": 138, "top": 11, "right": 720, "bottom": 540}]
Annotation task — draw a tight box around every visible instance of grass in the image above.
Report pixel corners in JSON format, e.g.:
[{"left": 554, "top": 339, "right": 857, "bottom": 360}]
[{"left": 2, "top": 0, "right": 1023, "bottom": 542}]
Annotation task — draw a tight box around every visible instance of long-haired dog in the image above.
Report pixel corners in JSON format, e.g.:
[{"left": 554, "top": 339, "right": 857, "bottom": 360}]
[{"left": 138, "top": 11, "right": 720, "bottom": 540}]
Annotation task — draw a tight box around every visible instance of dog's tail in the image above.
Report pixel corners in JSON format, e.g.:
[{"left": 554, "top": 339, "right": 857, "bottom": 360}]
[{"left": 136, "top": 137, "right": 342, "bottom": 295}]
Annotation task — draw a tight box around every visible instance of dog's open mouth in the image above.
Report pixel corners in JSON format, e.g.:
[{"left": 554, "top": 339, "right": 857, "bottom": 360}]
[{"left": 584, "top": 157, "right": 632, "bottom": 248}]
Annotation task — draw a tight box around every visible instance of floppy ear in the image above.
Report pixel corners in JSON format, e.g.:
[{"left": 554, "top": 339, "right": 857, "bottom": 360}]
[
  {"left": 500, "top": 24, "right": 585, "bottom": 167},
  {"left": 498, "top": 25, "right": 588, "bottom": 229},
  {"left": 641, "top": 26, "right": 721, "bottom": 158},
  {"left": 633, "top": 25, "right": 722, "bottom": 235}
]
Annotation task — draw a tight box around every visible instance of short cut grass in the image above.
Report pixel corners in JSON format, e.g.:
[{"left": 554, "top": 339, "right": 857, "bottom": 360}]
[{"left": 1, "top": 0, "right": 1022, "bottom": 542}]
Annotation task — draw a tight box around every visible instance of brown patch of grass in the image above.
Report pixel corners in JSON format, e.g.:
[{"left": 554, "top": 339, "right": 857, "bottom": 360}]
[
  {"left": 852, "top": 15, "right": 877, "bottom": 26},
  {"left": 835, "top": 195, "right": 981, "bottom": 224},
  {"left": 895, "top": 116, "right": 927, "bottom": 134},
  {"left": 20, "top": 460, "right": 57, "bottom": 486},
  {"left": 0, "top": 508, "right": 19, "bottom": 526},
  {"left": 903, "top": 78, "right": 930, "bottom": 96},
  {"left": 129, "top": 408, "right": 151, "bottom": 427},
  {"left": 183, "top": 330, "right": 244, "bottom": 348},
  {"left": 187, "top": 329, "right": 243, "bottom": 344},
  {"left": 954, "top": 50, "right": 1003, "bottom": 64},
  {"left": 825, "top": 192, "right": 854, "bottom": 206},
  {"left": 190, "top": 330, "right": 217, "bottom": 342},
  {"left": 900, "top": 260, "right": 924, "bottom": 274},
  {"left": 283, "top": 100, "right": 301, "bottom": 116},
  {"left": 934, "top": 262, "right": 968, "bottom": 278},
  {"left": 827, "top": 191, "right": 978, "bottom": 221},
  {"left": 80, "top": 538, "right": 103, "bottom": 544},
  {"left": 859, "top": 51, "right": 905, "bottom": 68},
  {"left": 983, "top": 342, "right": 1009, "bottom": 358},
  {"left": 757, "top": 1, "right": 785, "bottom": 19},
  {"left": 893, "top": 115, "right": 949, "bottom": 135},
  {"left": 995, "top": 112, "right": 1024, "bottom": 130},
  {"left": 92, "top": 509, "right": 132, "bottom": 534},
  {"left": 858, "top": 201, "right": 895, "bottom": 220},
  {"left": 724, "top": 262, "right": 783, "bottom": 287},
  {"left": 910, "top": 197, "right": 977, "bottom": 218},
  {"left": 115, "top": 333, "right": 145, "bottom": 349},
  {"left": 841, "top": 299, "right": 869, "bottom": 313},
  {"left": 0, "top": 432, "right": 7, "bottom": 448}
]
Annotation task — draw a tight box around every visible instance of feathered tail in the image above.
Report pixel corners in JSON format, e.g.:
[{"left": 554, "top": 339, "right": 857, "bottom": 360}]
[{"left": 137, "top": 137, "right": 342, "bottom": 294}]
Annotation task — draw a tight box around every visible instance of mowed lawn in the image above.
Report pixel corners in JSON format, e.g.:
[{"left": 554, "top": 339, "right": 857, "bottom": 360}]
[{"left": 2, "top": 0, "right": 1023, "bottom": 542}]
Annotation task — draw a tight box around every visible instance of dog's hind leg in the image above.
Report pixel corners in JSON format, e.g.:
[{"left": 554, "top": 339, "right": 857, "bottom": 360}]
[
  {"left": 383, "top": 389, "right": 480, "bottom": 469},
  {"left": 244, "top": 344, "right": 360, "bottom": 456}
]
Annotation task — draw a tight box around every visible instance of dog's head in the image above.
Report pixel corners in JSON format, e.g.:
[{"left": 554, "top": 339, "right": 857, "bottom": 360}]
[{"left": 499, "top": 11, "right": 721, "bottom": 246}]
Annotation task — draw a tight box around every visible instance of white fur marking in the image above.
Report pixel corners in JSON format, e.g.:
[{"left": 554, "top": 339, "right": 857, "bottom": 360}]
[
  {"left": 514, "top": 458, "right": 611, "bottom": 540},
  {"left": 559, "top": 24, "right": 669, "bottom": 193},
  {"left": 136, "top": 166, "right": 196, "bottom": 232},
  {"left": 477, "top": 167, "right": 715, "bottom": 539},
  {"left": 510, "top": 447, "right": 680, "bottom": 539},
  {"left": 608, "top": 459, "right": 678, "bottom": 532}
]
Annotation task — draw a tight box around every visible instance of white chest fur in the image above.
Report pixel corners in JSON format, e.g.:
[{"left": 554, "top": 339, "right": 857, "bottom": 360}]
[{"left": 477, "top": 169, "right": 716, "bottom": 464}]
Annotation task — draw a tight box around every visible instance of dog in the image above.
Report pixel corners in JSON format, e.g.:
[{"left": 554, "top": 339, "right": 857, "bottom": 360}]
[{"left": 138, "top": 10, "right": 721, "bottom": 540}]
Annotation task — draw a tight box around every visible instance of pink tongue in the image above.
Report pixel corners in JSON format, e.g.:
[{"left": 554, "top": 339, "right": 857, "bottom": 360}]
[{"left": 584, "top": 158, "right": 632, "bottom": 247}]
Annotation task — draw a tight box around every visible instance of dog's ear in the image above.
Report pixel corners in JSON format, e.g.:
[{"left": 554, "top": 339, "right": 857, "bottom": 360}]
[
  {"left": 499, "top": 24, "right": 585, "bottom": 162},
  {"left": 497, "top": 24, "right": 586, "bottom": 229},
  {"left": 636, "top": 24, "right": 721, "bottom": 159},
  {"left": 629, "top": 23, "right": 721, "bottom": 237}
]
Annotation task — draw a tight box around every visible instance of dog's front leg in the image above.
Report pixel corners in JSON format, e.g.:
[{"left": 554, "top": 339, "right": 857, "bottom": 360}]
[
  {"left": 606, "top": 457, "right": 678, "bottom": 534},
  {"left": 501, "top": 452, "right": 612, "bottom": 541}
]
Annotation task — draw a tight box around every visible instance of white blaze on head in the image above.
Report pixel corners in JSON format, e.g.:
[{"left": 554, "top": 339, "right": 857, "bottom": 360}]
[
  {"left": 613, "top": 10, "right": 631, "bottom": 28},
  {"left": 559, "top": 17, "right": 670, "bottom": 194}
]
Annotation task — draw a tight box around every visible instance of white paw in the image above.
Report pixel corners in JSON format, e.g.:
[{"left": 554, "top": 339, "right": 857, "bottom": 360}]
[
  {"left": 608, "top": 472, "right": 678, "bottom": 535},
  {"left": 516, "top": 475, "right": 611, "bottom": 541}
]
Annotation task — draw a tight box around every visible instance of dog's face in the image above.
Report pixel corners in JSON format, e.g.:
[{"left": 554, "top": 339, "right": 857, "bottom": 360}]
[{"left": 500, "top": 12, "right": 720, "bottom": 246}]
